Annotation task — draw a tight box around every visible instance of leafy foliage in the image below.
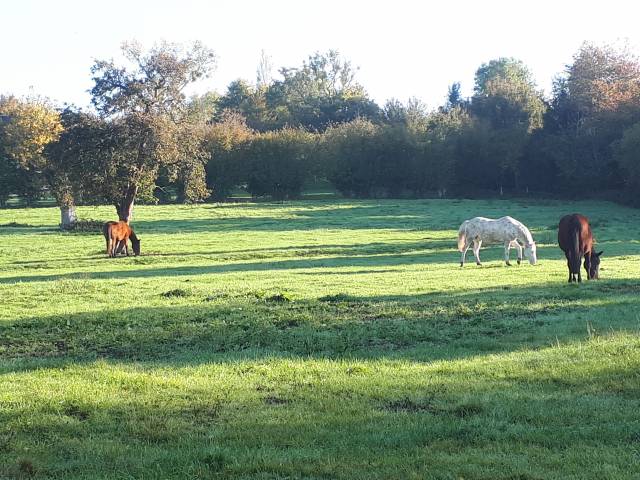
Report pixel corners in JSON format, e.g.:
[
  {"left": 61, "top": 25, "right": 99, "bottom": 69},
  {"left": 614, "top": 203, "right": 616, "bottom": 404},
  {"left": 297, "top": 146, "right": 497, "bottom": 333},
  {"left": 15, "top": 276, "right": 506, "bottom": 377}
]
[
  {"left": 0, "top": 95, "right": 65, "bottom": 206},
  {"left": 89, "top": 41, "right": 216, "bottom": 219},
  {"left": 4, "top": 42, "right": 640, "bottom": 207},
  {"left": 613, "top": 121, "right": 640, "bottom": 202},
  {"left": 244, "top": 128, "right": 317, "bottom": 200},
  {"left": 205, "top": 111, "right": 255, "bottom": 200}
]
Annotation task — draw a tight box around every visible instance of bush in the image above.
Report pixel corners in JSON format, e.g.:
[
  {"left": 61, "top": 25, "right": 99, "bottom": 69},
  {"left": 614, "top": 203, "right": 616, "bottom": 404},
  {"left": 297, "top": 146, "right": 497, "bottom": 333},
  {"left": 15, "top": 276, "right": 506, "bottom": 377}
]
[
  {"left": 63, "top": 219, "right": 104, "bottom": 233},
  {"left": 322, "top": 119, "right": 422, "bottom": 198},
  {"left": 614, "top": 121, "right": 640, "bottom": 205},
  {"left": 205, "top": 111, "right": 254, "bottom": 201},
  {"left": 244, "top": 128, "right": 316, "bottom": 200}
]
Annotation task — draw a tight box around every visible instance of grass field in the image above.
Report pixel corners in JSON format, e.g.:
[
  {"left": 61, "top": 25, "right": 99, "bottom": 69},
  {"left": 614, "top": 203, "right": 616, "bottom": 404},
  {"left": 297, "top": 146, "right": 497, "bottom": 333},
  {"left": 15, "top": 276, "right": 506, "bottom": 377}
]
[{"left": 1, "top": 199, "right": 639, "bottom": 479}]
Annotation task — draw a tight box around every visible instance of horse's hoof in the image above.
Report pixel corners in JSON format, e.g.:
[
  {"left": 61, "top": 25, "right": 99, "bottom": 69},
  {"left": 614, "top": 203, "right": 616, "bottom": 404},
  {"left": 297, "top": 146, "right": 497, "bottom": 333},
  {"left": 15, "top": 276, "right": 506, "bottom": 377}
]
[
  {"left": 460, "top": 262, "right": 464, "bottom": 267},
  {"left": 476, "top": 262, "right": 482, "bottom": 266},
  {"left": 517, "top": 259, "right": 521, "bottom": 265},
  {"left": 506, "top": 262, "right": 512, "bottom": 266}
]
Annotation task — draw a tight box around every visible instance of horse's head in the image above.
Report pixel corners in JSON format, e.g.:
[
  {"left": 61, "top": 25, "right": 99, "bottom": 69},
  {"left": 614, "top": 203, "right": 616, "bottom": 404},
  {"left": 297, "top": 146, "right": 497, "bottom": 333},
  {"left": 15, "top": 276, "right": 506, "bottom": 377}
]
[
  {"left": 525, "top": 242, "right": 537, "bottom": 265},
  {"left": 584, "top": 250, "right": 602, "bottom": 279},
  {"left": 131, "top": 236, "right": 141, "bottom": 256}
]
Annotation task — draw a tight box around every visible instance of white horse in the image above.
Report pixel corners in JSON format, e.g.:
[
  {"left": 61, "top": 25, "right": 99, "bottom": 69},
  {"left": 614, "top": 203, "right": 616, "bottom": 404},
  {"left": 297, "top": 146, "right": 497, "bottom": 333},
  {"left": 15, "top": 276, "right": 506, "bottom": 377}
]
[{"left": 457, "top": 216, "right": 537, "bottom": 267}]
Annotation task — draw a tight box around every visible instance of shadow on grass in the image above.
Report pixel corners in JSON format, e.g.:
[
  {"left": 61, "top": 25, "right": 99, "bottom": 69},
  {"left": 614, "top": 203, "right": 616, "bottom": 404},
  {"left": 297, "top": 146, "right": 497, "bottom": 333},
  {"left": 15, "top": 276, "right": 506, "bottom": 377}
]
[
  {"left": 1, "top": 351, "right": 638, "bottom": 479},
  {"left": 1, "top": 242, "right": 569, "bottom": 284},
  {"left": 0, "top": 200, "right": 572, "bottom": 236},
  {"left": 1, "top": 279, "right": 638, "bottom": 373},
  {"left": 0, "top": 225, "right": 58, "bottom": 236}
]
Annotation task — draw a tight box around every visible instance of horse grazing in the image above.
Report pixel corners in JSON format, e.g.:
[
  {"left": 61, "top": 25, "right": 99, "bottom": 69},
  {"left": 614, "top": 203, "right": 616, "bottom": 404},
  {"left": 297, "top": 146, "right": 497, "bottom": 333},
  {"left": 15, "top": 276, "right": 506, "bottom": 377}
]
[
  {"left": 457, "top": 216, "right": 537, "bottom": 267},
  {"left": 103, "top": 221, "right": 140, "bottom": 257},
  {"left": 558, "top": 214, "right": 602, "bottom": 283}
]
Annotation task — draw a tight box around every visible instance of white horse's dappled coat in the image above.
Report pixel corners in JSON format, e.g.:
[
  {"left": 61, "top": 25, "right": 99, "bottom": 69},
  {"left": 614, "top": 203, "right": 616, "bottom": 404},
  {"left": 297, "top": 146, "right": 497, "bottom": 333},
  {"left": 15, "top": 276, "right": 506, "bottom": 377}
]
[{"left": 457, "top": 216, "right": 537, "bottom": 266}]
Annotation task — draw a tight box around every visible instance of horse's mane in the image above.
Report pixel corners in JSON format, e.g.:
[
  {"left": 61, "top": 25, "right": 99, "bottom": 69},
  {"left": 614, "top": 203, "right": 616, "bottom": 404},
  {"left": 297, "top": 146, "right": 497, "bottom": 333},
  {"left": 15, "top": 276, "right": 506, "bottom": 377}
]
[{"left": 514, "top": 221, "right": 534, "bottom": 246}]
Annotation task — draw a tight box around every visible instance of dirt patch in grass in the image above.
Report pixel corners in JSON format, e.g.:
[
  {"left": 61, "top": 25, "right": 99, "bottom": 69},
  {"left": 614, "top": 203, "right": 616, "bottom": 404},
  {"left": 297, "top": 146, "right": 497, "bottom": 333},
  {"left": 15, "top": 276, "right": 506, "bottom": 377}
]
[
  {"left": 161, "top": 288, "right": 192, "bottom": 298},
  {"left": 264, "top": 395, "right": 291, "bottom": 406},
  {"left": 382, "top": 397, "right": 437, "bottom": 413}
]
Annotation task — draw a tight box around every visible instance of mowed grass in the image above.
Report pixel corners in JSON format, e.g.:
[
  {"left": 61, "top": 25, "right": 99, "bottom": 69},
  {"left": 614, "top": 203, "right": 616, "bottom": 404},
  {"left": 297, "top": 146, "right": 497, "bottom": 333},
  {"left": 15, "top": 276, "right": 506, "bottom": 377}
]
[{"left": 0, "top": 199, "right": 639, "bottom": 479}]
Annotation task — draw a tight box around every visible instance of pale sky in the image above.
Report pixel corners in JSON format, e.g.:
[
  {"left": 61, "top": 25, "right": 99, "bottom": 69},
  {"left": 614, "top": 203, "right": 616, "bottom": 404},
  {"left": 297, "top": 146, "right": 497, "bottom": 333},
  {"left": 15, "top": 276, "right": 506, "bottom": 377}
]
[{"left": 2, "top": 0, "right": 639, "bottom": 110}]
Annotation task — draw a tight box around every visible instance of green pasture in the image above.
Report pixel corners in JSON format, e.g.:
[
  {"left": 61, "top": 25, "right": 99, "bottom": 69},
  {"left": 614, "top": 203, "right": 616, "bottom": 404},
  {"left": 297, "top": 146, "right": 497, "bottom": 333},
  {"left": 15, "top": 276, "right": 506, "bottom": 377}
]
[{"left": 0, "top": 199, "right": 639, "bottom": 479}]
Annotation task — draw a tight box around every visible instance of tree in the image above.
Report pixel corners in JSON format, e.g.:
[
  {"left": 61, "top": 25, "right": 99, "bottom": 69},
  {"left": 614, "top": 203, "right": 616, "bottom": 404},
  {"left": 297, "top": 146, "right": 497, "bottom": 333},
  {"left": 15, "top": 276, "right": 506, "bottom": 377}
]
[
  {"left": 613, "top": 122, "right": 640, "bottom": 203},
  {"left": 322, "top": 119, "right": 381, "bottom": 197},
  {"left": 423, "top": 106, "right": 470, "bottom": 196},
  {"left": 529, "top": 43, "right": 640, "bottom": 194},
  {"left": 382, "top": 98, "right": 407, "bottom": 125},
  {"left": 453, "top": 116, "right": 494, "bottom": 191},
  {"left": 445, "top": 82, "right": 464, "bottom": 110},
  {"left": 44, "top": 109, "right": 105, "bottom": 226},
  {"left": 561, "top": 43, "right": 640, "bottom": 189},
  {"left": 244, "top": 128, "right": 316, "bottom": 200},
  {"left": 205, "top": 110, "right": 254, "bottom": 200},
  {"left": 265, "top": 51, "right": 380, "bottom": 131},
  {"left": 215, "top": 79, "right": 272, "bottom": 131},
  {"left": 187, "top": 91, "right": 220, "bottom": 123},
  {"left": 256, "top": 49, "right": 273, "bottom": 89},
  {"left": 89, "top": 41, "right": 216, "bottom": 221},
  {"left": 0, "top": 95, "right": 73, "bottom": 221},
  {"left": 566, "top": 42, "right": 640, "bottom": 116},
  {"left": 471, "top": 58, "right": 545, "bottom": 191}
]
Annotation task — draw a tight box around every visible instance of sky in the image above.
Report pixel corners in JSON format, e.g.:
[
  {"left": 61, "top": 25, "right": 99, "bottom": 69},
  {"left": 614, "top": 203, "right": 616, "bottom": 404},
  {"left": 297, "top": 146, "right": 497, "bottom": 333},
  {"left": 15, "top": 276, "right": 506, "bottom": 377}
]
[{"left": 2, "top": 0, "right": 640, "bottom": 110}]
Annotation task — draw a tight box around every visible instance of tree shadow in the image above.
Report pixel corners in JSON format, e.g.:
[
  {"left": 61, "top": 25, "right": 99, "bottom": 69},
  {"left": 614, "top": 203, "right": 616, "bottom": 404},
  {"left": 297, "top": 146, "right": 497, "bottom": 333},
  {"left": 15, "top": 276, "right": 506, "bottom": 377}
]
[
  {"left": 120, "top": 199, "right": 572, "bottom": 235},
  {"left": 1, "top": 349, "right": 637, "bottom": 479},
  {"left": 1, "top": 278, "right": 638, "bottom": 374},
  {"left": 0, "top": 225, "right": 58, "bottom": 236},
  {"left": 0, "top": 242, "right": 565, "bottom": 284}
]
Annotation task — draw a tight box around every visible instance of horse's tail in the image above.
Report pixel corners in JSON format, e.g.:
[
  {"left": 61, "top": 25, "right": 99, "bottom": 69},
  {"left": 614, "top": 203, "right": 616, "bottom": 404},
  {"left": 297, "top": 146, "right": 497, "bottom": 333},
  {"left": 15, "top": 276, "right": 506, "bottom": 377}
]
[
  {"left": 103, "top": 222, "right": 114, "bottom": 254},
  {"left": 572, "top": 226, "right": 581, "bottom": 273},
  {"left": 457, "top": 223, "right": 467, "bottom": 252},
  {"left": 102, "top": 222, "right": 111, "bottom": 240}
]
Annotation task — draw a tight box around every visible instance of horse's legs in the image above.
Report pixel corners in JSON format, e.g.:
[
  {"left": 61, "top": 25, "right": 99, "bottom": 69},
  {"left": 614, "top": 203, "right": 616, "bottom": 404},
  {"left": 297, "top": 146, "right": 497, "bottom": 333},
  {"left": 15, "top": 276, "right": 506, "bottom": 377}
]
[
  {"left": 460, "top": 241, "right": 471, "bottom": 267},
  {"left": 473, "top": 239, "right": 482, "bottom": 266},
  {"left": 108, "top": 238, "right": 115, "bottom": 258},
  {"left": 577, "top": 254, "right": 583, "bottom": 283},
  {"left": 513, "top": 241, "right": 523, "bottom": 265},
  {"left": 577, "top": 260, "right": 582, "bottom": 282},
  {"left": 124, "top": 240, "right": 129, "bottom": 256},
  {"left": 504, "top": 241, "right": 512, "bottom": 266}
]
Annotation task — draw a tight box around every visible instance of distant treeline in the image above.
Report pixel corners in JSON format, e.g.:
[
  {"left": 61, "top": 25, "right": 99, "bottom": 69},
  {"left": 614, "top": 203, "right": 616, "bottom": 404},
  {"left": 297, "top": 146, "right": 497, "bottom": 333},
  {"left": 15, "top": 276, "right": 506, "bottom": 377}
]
[{"left": 1, "top": 41, "right": 639, "bottom": 228}]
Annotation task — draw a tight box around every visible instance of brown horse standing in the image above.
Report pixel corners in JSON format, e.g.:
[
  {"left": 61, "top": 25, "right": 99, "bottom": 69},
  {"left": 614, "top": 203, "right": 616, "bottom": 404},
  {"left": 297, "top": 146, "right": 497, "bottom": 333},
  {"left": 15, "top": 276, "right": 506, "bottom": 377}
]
[
  {"left": 558, "top": 214, "right": 602, "bottom": 283},
  {"left": 103, "top": 221, "right": 140, "bottom": 257}
]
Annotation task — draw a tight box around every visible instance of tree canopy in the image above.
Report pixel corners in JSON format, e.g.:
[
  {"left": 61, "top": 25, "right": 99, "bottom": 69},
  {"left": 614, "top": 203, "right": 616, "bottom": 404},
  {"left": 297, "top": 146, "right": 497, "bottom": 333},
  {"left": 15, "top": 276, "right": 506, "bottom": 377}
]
[
  {"left": 3, "top": 41, "right": 640, "bottom": 212},
  {"left": 88, "top": 41, "right": 217, "bottom": 220}
]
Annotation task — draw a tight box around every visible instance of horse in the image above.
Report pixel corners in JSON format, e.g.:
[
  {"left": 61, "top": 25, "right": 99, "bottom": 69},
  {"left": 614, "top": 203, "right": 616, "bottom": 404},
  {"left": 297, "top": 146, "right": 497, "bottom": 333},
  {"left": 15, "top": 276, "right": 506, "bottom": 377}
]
[
  {"left": 558, "top": 214, "right": 602, "bottom": 283},
  {"left": 457, "top": 216, "right": 537, "bottom": 267},
  {"left": 103, "top": 221, "right": 140, "bottom": 257}
]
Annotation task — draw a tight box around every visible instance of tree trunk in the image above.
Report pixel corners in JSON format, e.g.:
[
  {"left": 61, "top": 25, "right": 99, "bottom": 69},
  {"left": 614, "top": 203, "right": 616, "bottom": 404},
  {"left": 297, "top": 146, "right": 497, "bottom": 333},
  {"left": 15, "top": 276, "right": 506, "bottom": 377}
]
[
  {"left": 116, "top": 185, "right": 138, "bottom": 223},
  {"left": 60, "top": 205, "right": 77, "bottom": 230}
]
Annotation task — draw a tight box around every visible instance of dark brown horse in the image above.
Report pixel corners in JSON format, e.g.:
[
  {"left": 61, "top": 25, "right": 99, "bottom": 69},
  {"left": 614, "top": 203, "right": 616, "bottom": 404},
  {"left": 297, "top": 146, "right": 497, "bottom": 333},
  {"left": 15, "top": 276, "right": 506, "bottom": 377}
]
[
  {"left": 558, "top": 214, "right": 602, "bottom": 283},
  {"left": 103, "top": 221, "right": 140, "bottom": 257}
]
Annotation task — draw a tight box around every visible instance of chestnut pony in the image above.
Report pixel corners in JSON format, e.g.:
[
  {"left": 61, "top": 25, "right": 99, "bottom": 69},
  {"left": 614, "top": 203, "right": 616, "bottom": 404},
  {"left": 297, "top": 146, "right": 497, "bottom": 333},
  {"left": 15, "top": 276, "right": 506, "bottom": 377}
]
[
  {"left": 102, "top": 221, "right": 140, "bottom": 257},
  {"left": 558, "top": 214, "right": 602, "bottom": 283}
]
